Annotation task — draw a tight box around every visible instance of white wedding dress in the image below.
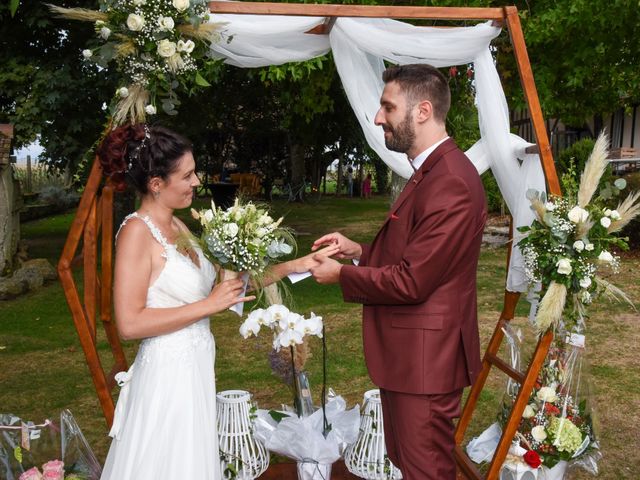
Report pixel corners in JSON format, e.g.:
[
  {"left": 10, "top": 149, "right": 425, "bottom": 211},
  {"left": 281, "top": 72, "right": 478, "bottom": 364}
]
[{"left": 101, "top": 213, "right": 221, "bottom": 480}]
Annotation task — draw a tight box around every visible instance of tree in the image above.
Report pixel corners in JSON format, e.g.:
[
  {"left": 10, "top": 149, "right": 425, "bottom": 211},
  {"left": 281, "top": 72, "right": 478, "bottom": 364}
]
[
  {"left": 0, "top": 1, "right": 118, "bottom": 173},
  {"left": 495, "top": 0, "right": 640, "bottom": 128}
]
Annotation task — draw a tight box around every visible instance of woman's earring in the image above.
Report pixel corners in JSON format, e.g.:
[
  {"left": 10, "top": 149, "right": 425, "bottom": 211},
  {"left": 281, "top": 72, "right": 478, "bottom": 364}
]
[{"left": 153, "top": 190, "right": 160, "bottom": 199}]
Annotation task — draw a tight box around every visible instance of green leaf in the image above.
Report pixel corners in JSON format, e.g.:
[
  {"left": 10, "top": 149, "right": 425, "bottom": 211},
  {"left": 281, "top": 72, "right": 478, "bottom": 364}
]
[
  {"left": 194, "top": 72, "right": 210, "bottom": 87},
  {"left": 268, "top": 410, "right": 290, "bottom": 423},
  {"left": 14, "top": 446, "right": 22, "bottom": 463},
  {"left": 10, "top": 0, "right": 20, "bottom": 17}
]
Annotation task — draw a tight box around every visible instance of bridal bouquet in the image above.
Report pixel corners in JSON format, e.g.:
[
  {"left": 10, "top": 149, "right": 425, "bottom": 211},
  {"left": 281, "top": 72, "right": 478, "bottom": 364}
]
[
  {"left": 518, "top": 133, "right": 640, "bottom": 332},
  {"left": 192, "top": 198, "right": 295, "bottom": 276},
  {"left": 49, "top": 0, "right": 222, "bottom": 125}
]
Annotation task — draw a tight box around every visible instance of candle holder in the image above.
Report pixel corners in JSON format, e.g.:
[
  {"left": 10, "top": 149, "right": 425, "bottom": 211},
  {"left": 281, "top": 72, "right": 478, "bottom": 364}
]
[
  {"left": 344, "top": 389, "right": 402, "bottom": 479},
  {"left": 217, "top": 390, "right": 269, "bottom": 479}
]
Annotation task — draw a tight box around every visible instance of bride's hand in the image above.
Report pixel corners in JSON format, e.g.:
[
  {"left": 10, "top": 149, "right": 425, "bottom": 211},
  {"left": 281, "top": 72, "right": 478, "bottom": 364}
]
[
  {"left": 205, "top": 278, "right": 255, "bottom": 314},
  {"left": 292, "top": 244, "right": 340, "bottom": 273}
]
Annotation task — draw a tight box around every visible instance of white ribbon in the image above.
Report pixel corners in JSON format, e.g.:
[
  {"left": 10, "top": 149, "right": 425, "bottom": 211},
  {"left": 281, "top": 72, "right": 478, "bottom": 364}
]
[{"left": 108, "top": 363, "right": 136, "bottom": 440}]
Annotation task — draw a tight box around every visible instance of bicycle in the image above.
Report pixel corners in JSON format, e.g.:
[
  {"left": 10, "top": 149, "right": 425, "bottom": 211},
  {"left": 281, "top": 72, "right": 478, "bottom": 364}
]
[{"left": 270, "top": 181, "right": 322, "bottom": 204}]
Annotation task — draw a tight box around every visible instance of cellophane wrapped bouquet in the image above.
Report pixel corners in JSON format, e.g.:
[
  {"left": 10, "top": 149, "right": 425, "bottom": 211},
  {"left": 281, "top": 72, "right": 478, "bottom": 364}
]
[{"left": 0, "top": 410, "right": 101, "bottom": 480}]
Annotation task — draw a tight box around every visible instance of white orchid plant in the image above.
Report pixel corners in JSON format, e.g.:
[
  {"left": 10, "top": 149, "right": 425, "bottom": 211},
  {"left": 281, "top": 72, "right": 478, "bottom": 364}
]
[
  {"left": 518, "top": 133, "right": 640, "bottom": 332},
  {"left": 239, "top": 305, "right": 323, "bottom": 351},
  {"left": 50, "top": 0, "right": 222, "bottom": 125}
]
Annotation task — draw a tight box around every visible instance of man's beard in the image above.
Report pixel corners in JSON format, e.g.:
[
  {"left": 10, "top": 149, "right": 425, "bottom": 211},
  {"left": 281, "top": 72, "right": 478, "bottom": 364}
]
[{"left": 383, "top": 110, "right": 415, "bottom": 154}]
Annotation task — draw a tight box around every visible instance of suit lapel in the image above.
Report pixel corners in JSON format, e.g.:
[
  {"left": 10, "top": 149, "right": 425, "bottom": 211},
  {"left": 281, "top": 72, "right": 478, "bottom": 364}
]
[{"left": 382, "top": 138, "right": 459, "bottom": 228}]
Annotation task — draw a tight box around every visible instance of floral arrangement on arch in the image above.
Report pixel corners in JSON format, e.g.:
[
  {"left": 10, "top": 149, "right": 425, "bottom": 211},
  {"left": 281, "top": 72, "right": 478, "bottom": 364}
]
[
  {"left": 48, "top": 0, "right": 222, "bottom": 125},
  {"left": 518, "top": 133, "right": 640, "bottom": 333}
]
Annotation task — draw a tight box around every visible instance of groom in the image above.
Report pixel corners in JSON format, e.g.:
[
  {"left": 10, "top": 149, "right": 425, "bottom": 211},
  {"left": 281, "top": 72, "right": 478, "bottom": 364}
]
[{"left": 310, "top": 64, "right": 486, "bottom": 479}]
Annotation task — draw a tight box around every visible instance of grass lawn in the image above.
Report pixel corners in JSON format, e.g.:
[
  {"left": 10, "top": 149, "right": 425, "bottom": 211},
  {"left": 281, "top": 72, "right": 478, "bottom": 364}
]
[{"left": 1, "top": 195, "right": 639, "bottom": 478}]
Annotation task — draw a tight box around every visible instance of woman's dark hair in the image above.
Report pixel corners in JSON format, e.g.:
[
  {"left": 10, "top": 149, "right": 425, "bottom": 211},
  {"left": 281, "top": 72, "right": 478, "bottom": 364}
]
[{"left": 97, "top": 124, "right": 192, "bottom": 193}]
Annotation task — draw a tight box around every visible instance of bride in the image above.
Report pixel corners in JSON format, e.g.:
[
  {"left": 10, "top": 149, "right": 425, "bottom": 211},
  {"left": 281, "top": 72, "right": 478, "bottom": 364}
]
[{"left": 97, "top": 124, "right": 335, "bottom": 479}]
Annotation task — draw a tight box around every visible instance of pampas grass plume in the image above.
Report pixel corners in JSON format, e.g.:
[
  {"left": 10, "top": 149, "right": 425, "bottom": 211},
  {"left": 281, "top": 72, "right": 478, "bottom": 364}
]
[
  {"left": 47, "top": 4, "right": 107, "bottom": 22},
  {"left": 608, "top": 190, "right": 640, "bottom": 233},
  {"left": 535, "top": 281, "right": 567, "bottom": 333},
  {"left": 577, "top": 132, "right": 609, "bottom": 208}
]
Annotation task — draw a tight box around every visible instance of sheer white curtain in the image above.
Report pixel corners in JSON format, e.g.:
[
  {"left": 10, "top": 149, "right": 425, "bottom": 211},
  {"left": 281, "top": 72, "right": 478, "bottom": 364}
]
[{"left": 209, "top": 12, "right": 547, "bottom": 292}]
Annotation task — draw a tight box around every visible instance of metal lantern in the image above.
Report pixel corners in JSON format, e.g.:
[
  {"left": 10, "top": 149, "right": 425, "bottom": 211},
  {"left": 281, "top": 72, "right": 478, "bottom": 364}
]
[
  {"left": 217, "top": 390, "right": 269, "bottom": 479},
  {"left": 344, "top": 389, "right": 402, "bottom": 479}
]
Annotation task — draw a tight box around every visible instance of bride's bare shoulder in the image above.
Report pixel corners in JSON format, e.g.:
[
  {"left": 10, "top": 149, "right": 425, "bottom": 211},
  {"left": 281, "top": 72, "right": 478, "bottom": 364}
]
[{"left": 116, "top": 215, "right": 152, "bottom": 248}]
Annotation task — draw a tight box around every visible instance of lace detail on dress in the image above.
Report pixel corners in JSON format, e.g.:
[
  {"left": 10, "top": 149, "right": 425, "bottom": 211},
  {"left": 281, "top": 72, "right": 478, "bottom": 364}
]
[{"left": 137, "top": 319, "right": 213, "bottom": 367}]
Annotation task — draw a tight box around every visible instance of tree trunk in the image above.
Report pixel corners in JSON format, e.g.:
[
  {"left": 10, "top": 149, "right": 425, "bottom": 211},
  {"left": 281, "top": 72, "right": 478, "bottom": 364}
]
[
  {"left": 289, "top": 138, "right": 305, "bottom": 201},
  {"left": 0, "top": 164, "right": 22, "bottom": 276},
  {"left": 336, "top": 151, "right": 343, "bottom": 198},
  {"left": 390, "top": 170, "right": 407, "bottom": 205}
]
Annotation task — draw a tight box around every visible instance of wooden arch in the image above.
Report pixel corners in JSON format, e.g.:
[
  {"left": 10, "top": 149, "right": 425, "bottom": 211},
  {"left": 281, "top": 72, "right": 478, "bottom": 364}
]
[{"left": 58, "top": 3, "right": 561, "bottom": 479}]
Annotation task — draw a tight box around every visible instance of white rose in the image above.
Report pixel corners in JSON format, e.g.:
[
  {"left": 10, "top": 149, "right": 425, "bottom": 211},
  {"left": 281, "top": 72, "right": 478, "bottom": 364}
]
[
  {"left": 579, "top": 277, "right": 592, "bottom": 289},
  {"left": 176, "top": 39, "right": 195, "bottom": 54},
  {"left": 598, "top": 250, "right": 614, "bottom": 263},
  {"left": 144, "top": 104, "right": 156, "bottom": 115},
  {"left": 610, "top": 209, "right": 621, "bottom": 220},
  {"left": 172, "top": 0, "right": 190, "bottom": 12},
  {"left": 536, "top": 386, "right": 557, "bottom": 403},
  {"left": 522, "top": 405, "right": 536, "bottom": 419},
  {"left": 531, "top": 426, "right": 547, "bottom": 442},
  {"left": 117, "top": 87, "right": 129, "bottom": 98},
  {"left": 580, "top": 291, "right": 592, "bottom": 303},
  {"left": 157, "top": 39, "right": 177, "bottom": 58},
  {"left": 567, "top": 206, "right": 589, "bottom": 223},
  {"left": 600, "top": 216, "right": 611, "bottom": 228},
  {"left": 203, "top": 209, "right": 214, "bottom": 223},
  {"left": 573, "top": 240, "right": 585, "bottom": 252},
  {"left": 585, "top": 243, "right": 595, "bottom": 251},
  {"left": 545, "top": 202, "right": 556, "bottom": 212},
  {"left": 256, "top": 227, "right": 269, "bottom": 238},
  {"left": 126, "top": 13, "right": 145, "bottom": 31},
  {"left": 556, "top": 258, "right": 572, "bottom": 275},
  {"left": 157, "top": 16, "right": 175, "bottom": 31},
  {"left": 99, "top": 26, "right": 111, "bottom": 39},
  {"left": 82, "top": 49, "right": 93, "bottom": 59},
  {"left": 133, "top": 0, "right": 146, "bottom": 5},
  {"left": 223, "top": 223, "right": 239, "bottom": 238}
]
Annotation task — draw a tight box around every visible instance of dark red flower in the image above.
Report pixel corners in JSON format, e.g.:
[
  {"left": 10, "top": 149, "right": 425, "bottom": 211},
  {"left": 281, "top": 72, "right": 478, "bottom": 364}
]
[
  {"left": 467, "top": 68, "right": 474, "bottom": 78},
  {"left": 544, "top": 403, "right": 561, "bottom": 415},
  {"left": 524, "top": 450, "right": 542, "bottom": 469},
  {"left": 449, "top": 66, "right": 458, "bottom": 77}
]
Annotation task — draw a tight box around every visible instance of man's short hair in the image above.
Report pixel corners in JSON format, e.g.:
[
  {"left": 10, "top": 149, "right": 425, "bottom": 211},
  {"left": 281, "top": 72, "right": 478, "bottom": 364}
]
[{"left": 382, "top": 64, "right": 451, "bottom": 124}]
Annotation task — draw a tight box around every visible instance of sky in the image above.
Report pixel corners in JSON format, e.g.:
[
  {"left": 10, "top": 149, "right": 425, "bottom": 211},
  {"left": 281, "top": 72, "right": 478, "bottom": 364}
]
[{"left": 13, "top": 140, "right": 44, "bottom": 165}]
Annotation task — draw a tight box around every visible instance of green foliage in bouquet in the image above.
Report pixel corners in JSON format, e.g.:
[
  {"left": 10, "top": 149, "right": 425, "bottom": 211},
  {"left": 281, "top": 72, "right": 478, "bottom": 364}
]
[
  {"left": 517, "top": 133, "right": 640, "bottom": 332},
  {"left": 48, "top": 0, "right": 223, "bottom": 125}
]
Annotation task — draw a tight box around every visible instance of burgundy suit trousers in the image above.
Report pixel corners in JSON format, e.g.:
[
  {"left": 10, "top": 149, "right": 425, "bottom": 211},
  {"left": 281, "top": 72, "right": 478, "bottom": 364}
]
[{"left": 380, "top": 388, "right": 463, "bottom": 480}]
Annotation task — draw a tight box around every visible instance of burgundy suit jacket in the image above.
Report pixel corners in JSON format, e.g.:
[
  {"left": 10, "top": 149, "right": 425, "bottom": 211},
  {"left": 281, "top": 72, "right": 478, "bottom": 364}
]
[{"left": 340, "top": 138, "right": 486, "bottom": 395}]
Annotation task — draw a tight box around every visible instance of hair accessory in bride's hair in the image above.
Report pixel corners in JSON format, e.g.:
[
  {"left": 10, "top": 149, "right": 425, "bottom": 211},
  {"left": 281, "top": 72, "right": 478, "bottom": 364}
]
[{"left": 127, "top": 124, "right": 152, "bottom": 172}]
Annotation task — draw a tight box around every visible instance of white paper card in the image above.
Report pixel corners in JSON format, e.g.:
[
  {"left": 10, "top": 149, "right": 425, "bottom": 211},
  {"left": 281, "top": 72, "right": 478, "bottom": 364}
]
[
  {"left": 566, "top": 332, "right": 586, "bottom": 348},
  {"left": 287, "top": 271, "right": 312, "bottom": 284}
]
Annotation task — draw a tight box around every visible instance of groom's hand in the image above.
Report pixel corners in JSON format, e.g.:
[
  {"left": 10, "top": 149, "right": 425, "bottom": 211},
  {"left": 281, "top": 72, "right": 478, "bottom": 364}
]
[
  {"left": 312, "top": 232, "right": 362, "bottom": 260},
  {"left": 309, "top": 254, "right": 342, "bottom": 284}
]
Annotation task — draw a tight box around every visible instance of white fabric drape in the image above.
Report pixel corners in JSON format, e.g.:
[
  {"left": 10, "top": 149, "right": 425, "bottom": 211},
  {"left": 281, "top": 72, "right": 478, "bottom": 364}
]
[{"left": 209, "top": 11, "right": 547, "bottom": 292}]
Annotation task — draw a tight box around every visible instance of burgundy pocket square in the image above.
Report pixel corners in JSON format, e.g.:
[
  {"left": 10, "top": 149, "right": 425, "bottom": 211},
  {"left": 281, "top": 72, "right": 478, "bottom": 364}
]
[{"left": 390, "top": 213, "right": 399, "bottom": 220}]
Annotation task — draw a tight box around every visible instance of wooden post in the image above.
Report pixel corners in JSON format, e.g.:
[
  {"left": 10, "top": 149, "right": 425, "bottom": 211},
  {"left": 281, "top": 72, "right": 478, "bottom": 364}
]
[{"left": 26, "top": 155, "right": 32, "bottom": 193}]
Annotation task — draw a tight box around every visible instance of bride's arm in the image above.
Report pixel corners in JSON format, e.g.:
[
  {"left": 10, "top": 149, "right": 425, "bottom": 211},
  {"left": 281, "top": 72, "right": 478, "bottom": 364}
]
[
  {"left": 261, "top": 244, "right": 340, "bottom": 286},
  {"left": 113, "top": 220, "right": 253, "bottom": 340}
]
